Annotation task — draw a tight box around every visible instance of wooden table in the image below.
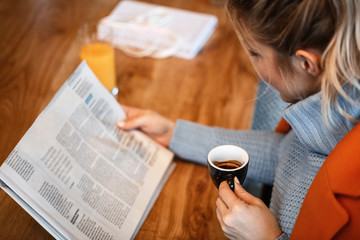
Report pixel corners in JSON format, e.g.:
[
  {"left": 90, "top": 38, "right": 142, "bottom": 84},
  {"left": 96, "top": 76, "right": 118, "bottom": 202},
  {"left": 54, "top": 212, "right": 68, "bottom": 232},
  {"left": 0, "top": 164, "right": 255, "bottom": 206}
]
[{"left": 0, "top": 0, "right": 258, "bottom": 239}]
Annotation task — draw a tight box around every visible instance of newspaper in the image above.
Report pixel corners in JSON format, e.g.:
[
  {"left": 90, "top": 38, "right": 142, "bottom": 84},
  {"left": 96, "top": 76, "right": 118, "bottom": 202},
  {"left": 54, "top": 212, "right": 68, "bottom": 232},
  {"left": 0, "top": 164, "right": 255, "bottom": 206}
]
[{"left": 0, "top": 61, "right": 175, "bottom": 240}]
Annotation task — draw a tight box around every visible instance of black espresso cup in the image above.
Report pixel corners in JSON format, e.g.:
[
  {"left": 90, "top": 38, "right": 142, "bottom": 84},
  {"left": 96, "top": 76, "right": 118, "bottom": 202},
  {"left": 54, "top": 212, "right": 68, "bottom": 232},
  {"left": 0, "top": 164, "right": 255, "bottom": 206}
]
[{"left": 207, "top": 145, "right": 249, "bottom": 191}]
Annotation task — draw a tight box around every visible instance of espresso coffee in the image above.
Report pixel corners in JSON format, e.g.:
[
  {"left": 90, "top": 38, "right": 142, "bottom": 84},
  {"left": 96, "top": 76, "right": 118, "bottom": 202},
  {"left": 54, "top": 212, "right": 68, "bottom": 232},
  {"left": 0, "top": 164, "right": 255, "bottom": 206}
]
[
  {"left": 207, "top": 145, "right": 249, "bottom": 191},
  {"left": 213, "top": 160, "right": 242, "bottom": 169}
]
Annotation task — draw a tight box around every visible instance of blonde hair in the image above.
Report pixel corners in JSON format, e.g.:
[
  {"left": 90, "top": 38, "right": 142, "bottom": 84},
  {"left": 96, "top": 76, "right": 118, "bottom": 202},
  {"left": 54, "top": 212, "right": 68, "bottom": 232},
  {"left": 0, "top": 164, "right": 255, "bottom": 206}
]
[{"left": 226, "top": 0, "right": 360, "bottom": 124}]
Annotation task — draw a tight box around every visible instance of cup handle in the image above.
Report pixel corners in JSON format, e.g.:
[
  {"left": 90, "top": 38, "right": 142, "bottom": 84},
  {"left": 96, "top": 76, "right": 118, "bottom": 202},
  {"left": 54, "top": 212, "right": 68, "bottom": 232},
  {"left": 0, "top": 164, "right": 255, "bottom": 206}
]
[{"left": 225, "top": 174, "right": 235, "bottom": 191}]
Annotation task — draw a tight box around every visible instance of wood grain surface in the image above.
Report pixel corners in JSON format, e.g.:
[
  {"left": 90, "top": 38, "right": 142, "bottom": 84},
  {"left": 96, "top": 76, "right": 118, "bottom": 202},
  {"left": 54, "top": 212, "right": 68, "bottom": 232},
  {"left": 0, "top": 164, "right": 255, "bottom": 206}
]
[{"left": 0, "top": 0, "right": 258, "bottom": 239}]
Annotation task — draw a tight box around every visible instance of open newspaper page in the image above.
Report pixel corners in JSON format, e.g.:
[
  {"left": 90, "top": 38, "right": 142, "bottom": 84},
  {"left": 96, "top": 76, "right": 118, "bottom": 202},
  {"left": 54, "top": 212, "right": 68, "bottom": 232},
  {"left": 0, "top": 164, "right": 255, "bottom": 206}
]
[{"left": 0, "top": 62, "right": 175, "bottom": 240}]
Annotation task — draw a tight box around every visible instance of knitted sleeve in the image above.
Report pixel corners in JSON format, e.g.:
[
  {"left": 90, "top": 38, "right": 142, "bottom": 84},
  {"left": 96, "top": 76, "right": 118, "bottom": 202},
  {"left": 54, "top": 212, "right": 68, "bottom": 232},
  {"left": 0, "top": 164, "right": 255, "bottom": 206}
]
[
  {"left": 251, "top": 80, "right": 288, "bottom": 131},
  {"left": 169, "top": 120, "right": 286, "bottom": 185}
]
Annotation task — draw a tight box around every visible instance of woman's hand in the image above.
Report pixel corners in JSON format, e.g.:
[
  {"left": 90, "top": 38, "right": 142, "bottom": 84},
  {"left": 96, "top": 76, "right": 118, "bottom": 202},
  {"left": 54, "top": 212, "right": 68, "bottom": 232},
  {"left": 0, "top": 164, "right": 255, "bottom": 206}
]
[
  {"left": 117, "top": 105, "right": 175, "bottom": 147},
  {"left": 216, "top": 177, "right": 282, "bottom": 240}
]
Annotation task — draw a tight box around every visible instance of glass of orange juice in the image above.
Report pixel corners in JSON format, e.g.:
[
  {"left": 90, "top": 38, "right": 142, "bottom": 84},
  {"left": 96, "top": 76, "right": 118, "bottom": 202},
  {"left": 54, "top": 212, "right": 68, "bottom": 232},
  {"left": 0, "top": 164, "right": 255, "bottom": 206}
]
[{"left": 79, "top": 23, "right": 118, "bottom": 96}]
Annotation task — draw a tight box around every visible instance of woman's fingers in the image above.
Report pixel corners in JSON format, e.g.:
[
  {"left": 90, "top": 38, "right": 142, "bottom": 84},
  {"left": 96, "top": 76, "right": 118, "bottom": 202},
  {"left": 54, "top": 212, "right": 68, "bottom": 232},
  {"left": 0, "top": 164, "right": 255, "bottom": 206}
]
[
  {"left": 233, "top": 177, "right": 262, "bottom": 206},
  {"left": 117, "top": 105, "right": 150, "bottom": 130},
  {"left": 216, "top": 201, "right": 226, "bottom": 225},
  {"left": 120, "top": 104, "right": 148, "bottom": 119},
  {"left": 218, "top": 177, "right": 263, "bottom": 211},
  {"left": 218, "top": 181, "right": 244, "bottom": 208},
  {"left": 117, "top": 115, "right": 147, "bottom": 130}
]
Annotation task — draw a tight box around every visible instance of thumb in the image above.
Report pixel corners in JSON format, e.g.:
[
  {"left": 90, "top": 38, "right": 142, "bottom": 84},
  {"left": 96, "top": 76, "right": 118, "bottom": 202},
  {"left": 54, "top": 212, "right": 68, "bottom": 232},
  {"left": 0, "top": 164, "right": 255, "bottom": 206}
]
[
  {"left": 117, "top": 117, "right": 146, "bottom": 130},
  {"left": 234, "top": 177, "right": 260, "bottom": 205}
]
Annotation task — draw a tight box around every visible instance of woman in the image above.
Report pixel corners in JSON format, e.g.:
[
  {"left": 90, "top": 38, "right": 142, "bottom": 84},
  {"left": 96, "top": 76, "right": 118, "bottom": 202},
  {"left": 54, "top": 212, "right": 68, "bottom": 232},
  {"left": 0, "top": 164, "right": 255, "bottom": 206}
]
[{"left": 117, "top": 0, "right": 360, "bottom": 239}]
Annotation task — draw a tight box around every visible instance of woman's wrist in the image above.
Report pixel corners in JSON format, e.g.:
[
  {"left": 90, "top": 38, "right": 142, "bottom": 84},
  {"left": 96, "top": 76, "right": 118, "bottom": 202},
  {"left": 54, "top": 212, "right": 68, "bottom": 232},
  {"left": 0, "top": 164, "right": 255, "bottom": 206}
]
[{"left": 163, "top": 121, "right": 175, "bottom": 147}]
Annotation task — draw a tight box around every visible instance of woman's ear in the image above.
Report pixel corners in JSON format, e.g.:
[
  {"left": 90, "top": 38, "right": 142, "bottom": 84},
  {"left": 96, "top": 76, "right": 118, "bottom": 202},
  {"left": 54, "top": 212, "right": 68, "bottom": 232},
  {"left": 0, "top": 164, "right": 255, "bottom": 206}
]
[{"left": 295, "top": 49, "right": 322, "bottom": 77}]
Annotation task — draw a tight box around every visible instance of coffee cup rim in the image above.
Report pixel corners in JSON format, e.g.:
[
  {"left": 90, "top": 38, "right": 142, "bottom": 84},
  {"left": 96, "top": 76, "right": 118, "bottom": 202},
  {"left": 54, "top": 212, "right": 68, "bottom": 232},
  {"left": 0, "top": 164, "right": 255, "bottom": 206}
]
[{"left": 207, "top": 145, "right": 249, "bottom": 171}]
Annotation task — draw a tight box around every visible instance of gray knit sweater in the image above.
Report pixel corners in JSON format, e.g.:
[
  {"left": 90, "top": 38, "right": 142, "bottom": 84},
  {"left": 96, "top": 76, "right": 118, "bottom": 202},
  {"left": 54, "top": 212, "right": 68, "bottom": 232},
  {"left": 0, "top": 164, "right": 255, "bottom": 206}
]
[{"left": 169, "top": 89, "right": 359, "bottom": 237}]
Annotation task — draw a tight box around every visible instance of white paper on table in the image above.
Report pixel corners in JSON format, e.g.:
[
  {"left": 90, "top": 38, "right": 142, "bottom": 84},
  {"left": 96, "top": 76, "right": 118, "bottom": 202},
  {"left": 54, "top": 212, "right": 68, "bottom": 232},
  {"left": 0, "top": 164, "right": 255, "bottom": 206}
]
[{"left": 97, "top": 0, "right": 218, "bottom": 59}]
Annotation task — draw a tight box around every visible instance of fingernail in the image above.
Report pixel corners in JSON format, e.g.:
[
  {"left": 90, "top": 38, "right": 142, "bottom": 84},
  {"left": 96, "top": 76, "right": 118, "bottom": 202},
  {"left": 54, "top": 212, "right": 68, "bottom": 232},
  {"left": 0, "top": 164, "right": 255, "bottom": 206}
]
[
  {"left": 117, "top": 121, "right": 125, "bottom": 128},
  {"left": 234, "top": 176, "right": 240, "bottom": 184}
]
